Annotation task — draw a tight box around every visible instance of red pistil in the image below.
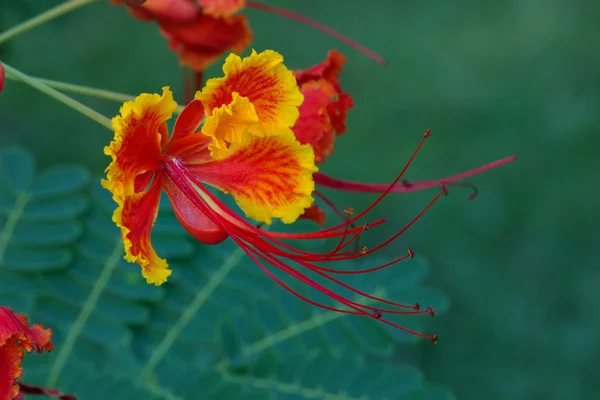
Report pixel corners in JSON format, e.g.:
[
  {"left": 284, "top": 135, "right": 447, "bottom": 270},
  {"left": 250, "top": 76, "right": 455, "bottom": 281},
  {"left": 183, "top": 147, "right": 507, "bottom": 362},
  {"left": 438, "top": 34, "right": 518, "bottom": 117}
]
[
  {"left": 246, "top": 2, "right": 386, "bottom": 65},
  {"left": 162, "top": 130, "right": 445, "bottom": 341}
]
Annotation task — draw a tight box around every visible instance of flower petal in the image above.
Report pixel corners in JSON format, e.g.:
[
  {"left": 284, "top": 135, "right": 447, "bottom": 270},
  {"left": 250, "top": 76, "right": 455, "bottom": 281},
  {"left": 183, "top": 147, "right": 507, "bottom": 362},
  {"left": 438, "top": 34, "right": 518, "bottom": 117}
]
[
  {"left": 295, "top": 49, "right": 347, "bottom": 87},
  {"left": 196, "top": 50, "right": 303, "bottom": 141},
  {"left": 197, "top": 0, "right": 246, "bottom": 17},
  {"left": 116, "top": 0, "right": 199, "bottom": 23},
  {"left": 299, "top": 204, "right": 326, "bottom": 226},
  {"left": 292, "top": 51, "right": 354, "bottom": 162},
  {"left": 292, "top": 79, "right": 338, "bottom": 164},
  {"left": 0, "top": 307, "right": 53, "bottom": 400},
  {"left": 102, "top": 87, "right": 177, "bottom": 198},
  {"left": 188, "top": 133, "right": 317, "bottom": 225},
  {"left": 112, "top": 172, "right": 171, "bottom": 285},
  {"left": 200, "top": 92, "right": 258, "bottom": 159},
  {"left": 159, "top": 13, "right": 253, "bottom": 72},
  {"left": 163, "top": 177, "right": 229, "bottom": 244}
]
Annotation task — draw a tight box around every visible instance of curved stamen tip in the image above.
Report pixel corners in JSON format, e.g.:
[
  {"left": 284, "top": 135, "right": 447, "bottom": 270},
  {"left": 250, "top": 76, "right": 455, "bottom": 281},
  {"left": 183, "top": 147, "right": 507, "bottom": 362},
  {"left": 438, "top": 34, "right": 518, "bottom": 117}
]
[
  {"left": 343, "top": 207, "right": 355, "bottom": 215},
  {"left": 431, "top": 333, "right": 439, "bottom": 344},
  {"left": 407, "top": 249, "right": 415, "bottom": 259},
  {"left": 373, "top": 310, "right": 383, "bottom": 319},
  {"left": 427, "top": 305, "right": 436, "bottom": 317},
  {"left": 440, "top": 184, "right": 449, "bottom": 196},
  {"left": 423, "top": 129, "right": 431, "bottom": 138},
  {"left": 362, "top": 222, "right": 370, "bottom": 231},
  {"left": 413, "top": 303, "right": 421, "bottom": 311}
]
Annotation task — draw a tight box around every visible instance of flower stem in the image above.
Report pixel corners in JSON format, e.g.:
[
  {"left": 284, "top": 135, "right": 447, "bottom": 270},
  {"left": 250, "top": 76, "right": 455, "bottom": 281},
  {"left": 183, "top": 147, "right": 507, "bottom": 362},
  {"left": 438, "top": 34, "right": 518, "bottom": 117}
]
[
  {"left": 4, "top": 73, "right": 135, "bottom": 103},
  {"left": 0, "top": 0, "right": 99, "bottom": 45},
  {"left": 4, "top": 73, "right": 186, "bottom": 114},
  {"left": 2, "top": 62, "right": 113, "bottom": 131}
]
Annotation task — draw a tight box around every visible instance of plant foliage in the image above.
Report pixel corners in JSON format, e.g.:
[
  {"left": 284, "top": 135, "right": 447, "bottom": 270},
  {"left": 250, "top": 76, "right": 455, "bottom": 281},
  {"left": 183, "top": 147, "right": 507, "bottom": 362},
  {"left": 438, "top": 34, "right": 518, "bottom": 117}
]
[{"left": 1, "top": 147, "right": 454, "bottom": 399}]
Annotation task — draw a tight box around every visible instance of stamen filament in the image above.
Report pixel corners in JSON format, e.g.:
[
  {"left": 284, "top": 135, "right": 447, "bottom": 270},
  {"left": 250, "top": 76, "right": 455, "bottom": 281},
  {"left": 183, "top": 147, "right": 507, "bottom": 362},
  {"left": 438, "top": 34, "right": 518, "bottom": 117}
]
[
  {"left": 314, "top": 155, "right": 517, "bottom": 194},
  {"left": 246, "top": 1, "right": 386, "bottom": 65}
]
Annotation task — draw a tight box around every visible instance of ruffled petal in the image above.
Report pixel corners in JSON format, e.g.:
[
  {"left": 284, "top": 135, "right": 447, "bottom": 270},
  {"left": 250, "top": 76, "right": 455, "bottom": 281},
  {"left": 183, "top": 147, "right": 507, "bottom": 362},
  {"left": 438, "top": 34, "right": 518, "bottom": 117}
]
[
  {"left": 188, "top": 133, "right": 317, "bottom": 225},
  {"left": 292, "top": 51, "right": 354, "bottom": 163},
  {"left": 294, "top": 49, "right": 347, "bottom": 87},
  {"left": 163, "top": 177, "right": 229, "bottom": 245},
  {"left": 0, "top": 307, "right": 53, "bottom": 400},
  {"left": 196, "top": 50, "right": 303, "bottom": 146},
  {"left": 159, "top": 13, "right": 253, "bottom": 72},
  {"left": 292, "top": 79, "right": 338, "bottom": 164},
  {"left": 102, "top": 87, "right": 177, "bottom": 198},
  {"left": 200, "top": 92, "right": 258, "bottom": 159},
  {"left": 111, "top": 172, "right": 171, "bottom": 286},
  {"left": 197, "top": 0, "right": 246, "bottom": 17}
]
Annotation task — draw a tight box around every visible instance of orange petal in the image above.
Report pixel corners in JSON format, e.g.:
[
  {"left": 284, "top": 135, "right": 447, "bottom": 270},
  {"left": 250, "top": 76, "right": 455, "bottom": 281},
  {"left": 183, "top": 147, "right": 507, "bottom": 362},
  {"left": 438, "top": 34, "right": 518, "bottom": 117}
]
[
  {"left": 116, "top": 0, "right": 199, "bottom": 23},
  {"left": 197, "top": 0, "right": 246, "bottom": 17},
  {"left": 196, "top": 50, "right": 303, "bottom": 143},
  {"left": 188, "top": 133, "right": 317, "bottom": 225},
  {"left": 102, "top": 87, "right": 177, "bottom": 198},
  {"left": 292, "top": 51, "right": 354, "bottom": 162},
  {"left": 0, "top": 307, "right": 53, "bottom": 400},
  {"left": 159, "top": 13, "right": 253, "bottom": 72},
  {"left": 112, "top": 172, "right": 171, "bottom": 285},
  {"left": 293, "top": 79, "right": 338, "bottom": 164},
  {"left": 295, "top": 49, "right": 347, "bottom": 87}
]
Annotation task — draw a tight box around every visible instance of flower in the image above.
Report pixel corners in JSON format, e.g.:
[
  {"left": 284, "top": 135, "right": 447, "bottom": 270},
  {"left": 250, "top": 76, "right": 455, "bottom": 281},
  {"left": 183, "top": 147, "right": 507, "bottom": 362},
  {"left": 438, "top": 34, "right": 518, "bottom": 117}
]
[
  {"left": 0, "top": 306, "right": 53, "bottom": 400},
  {"left": 103, "top": 49, "right": 515, "bottom": 341},
  {"left": 103, "top": 49, "right": 312, "bottom": 285}
]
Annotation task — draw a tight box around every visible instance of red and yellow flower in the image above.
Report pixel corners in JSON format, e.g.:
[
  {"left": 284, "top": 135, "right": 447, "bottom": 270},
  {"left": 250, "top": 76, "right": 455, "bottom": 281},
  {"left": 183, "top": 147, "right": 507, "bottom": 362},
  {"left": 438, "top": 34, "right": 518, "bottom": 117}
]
[
  {"left": 103, "top": 49, "right": 515, "bottom": 341},
  {"left": 0, "top": 306, "right": 74, "bottom": 400}
]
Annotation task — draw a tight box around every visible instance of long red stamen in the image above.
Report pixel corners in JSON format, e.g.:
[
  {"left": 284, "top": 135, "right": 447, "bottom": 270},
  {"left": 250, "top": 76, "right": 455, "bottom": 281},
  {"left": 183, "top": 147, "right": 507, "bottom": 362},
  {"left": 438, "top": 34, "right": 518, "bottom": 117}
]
[
  {"left": 163, "top": 160, "right": 437, "bottom": 341},
  {"left": 246, "top": 1, "right": 386, "bottom": 65},
  {"left": 314, "top": 155, "right": 517, "bottom": 196}
]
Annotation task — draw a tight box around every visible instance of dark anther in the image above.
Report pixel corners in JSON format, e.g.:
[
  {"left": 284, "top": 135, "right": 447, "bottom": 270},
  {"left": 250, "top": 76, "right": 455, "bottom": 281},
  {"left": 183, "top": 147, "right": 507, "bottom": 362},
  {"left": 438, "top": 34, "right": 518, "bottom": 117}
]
[
  {"left": 407, "top": 249, "right": 415, "bottom": 259},
  {"left": 413, "top": 303, "right": 421, "bottom": 311},
  {"left": 360, "top": 245, "right": 368, "bottom": 254},
  {"left": 427, "top": 306, "right": 436, "bottom": 317},
  {"left": 401, "top": 179, "right": 413, "bottom": 188},
  {"left": 255, "top": 222, "right": 265, "bottom": 229},
  {"left": 373, "top": 310, "right": 383, "bottom": 319},
  {"left": 440, "top": 184, "right": 449, "bottom": 196},
  {"left": 343, "top": 207, "right": 355, "bottom": 215},
  {"left": 431, "top": 334, "right": 438, "bottom": 344},
  {"left": 362, "top": 222, "right": 370, "bottom": 231},
  {"left": 423, "top": 129, "right": 431, "bottom": 138}
]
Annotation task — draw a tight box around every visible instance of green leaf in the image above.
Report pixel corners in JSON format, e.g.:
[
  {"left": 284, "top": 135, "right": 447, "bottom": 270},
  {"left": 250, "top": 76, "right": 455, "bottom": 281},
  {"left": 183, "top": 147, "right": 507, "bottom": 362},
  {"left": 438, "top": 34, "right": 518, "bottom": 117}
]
[{"left": 0, "top": 147, "right": 89, "bottom": 275}]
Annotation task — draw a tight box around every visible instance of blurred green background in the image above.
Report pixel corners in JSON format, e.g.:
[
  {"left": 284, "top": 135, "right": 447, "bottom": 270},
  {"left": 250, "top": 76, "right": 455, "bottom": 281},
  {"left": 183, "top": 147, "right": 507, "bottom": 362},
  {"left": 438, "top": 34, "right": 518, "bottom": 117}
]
[{"left": 1, "top": 0, "right": 599, "bottom": 399}]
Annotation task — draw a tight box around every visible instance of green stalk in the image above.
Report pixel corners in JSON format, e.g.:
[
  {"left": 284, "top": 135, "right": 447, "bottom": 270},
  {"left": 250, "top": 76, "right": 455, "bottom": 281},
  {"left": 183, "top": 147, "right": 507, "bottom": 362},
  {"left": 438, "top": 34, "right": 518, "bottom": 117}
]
[
  {"left": 3, "top": 62, "right": 113, "bottom": 131},
  {"left": 0, "top": 0, "right": 100, "bottom": 45},
  {"left": 4, "top": 73, "right": 186, "bottom": 114}
]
